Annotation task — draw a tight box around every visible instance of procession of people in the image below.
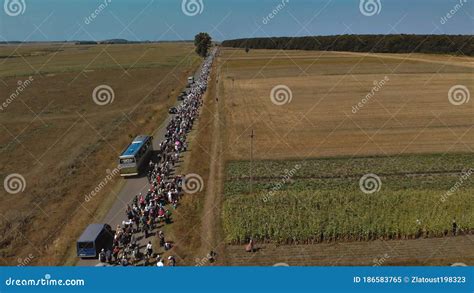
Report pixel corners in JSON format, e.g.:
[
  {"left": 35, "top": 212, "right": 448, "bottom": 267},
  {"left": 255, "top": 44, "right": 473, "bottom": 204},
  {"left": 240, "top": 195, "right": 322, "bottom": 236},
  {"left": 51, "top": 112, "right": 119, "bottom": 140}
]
[{"left": 100, "top": 48, "right": 217, "bottom": 266}]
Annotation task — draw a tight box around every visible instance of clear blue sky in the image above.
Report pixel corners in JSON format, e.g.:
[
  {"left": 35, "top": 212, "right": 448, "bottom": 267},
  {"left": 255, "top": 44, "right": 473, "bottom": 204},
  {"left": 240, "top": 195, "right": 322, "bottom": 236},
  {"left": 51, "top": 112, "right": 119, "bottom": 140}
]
[{"left": 0, "top": 0, "right": 472, "bottom": 42}]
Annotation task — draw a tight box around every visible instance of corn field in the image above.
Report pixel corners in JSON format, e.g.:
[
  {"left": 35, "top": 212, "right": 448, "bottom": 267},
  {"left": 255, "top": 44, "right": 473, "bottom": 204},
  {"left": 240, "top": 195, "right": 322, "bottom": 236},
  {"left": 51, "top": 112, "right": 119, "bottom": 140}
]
[
  {"left": 223, "top": 154, "right": 474, "bottom": 244},
  {"left": 222, "top": 189, "right": 474, "bottom": 244}
]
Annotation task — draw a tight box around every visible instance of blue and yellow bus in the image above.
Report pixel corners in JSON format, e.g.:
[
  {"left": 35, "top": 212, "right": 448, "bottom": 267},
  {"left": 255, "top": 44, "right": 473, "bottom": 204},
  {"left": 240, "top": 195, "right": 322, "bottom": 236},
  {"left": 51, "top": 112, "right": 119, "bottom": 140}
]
[{"left": 119, "top": 135, "right": 153, "bottom": 177}]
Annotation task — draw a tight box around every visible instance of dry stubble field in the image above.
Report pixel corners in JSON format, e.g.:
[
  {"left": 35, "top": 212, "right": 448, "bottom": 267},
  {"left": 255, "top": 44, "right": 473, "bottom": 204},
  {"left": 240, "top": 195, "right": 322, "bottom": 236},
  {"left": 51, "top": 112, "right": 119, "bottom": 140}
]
[
  {"left": 218, "top": 48, "right": 474, "bottom": 265},
  {"left": 222, "top": 49, "right": 473, "bottom": 159},
  {"left": 0, "top": 43, "right": 200, "bottom": 265}
]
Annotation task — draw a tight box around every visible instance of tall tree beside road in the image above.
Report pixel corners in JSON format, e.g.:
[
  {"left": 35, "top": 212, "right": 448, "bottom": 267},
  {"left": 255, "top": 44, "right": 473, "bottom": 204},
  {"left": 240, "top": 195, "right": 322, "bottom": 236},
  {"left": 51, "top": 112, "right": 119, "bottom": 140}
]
[{"left": 194, "top": 33, "right": 212, "bottom": 57}]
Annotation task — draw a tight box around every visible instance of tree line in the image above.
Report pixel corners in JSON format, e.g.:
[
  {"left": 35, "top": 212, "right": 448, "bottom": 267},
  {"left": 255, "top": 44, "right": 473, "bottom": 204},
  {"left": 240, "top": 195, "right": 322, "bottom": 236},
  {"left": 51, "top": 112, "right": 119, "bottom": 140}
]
[{"left": 221, "top": 35, "right": 473, "bottom": 56}]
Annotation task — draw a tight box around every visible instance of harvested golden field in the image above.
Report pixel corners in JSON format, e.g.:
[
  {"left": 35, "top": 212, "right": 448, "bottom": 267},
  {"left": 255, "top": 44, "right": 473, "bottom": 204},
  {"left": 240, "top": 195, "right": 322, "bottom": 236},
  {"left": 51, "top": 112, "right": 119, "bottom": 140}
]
[
  {"left": 0, "top": 43, "right": 200, "bottom": 265},
  {"left": 220, "top": 48, "right": 473, "bottom": 160}
]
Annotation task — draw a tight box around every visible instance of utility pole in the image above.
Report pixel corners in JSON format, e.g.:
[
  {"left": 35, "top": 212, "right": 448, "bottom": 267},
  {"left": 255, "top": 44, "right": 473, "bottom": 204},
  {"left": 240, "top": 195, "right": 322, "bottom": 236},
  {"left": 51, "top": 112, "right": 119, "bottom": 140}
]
[{"left": 250, "top": 129, "right": 254, "bottom": 194}]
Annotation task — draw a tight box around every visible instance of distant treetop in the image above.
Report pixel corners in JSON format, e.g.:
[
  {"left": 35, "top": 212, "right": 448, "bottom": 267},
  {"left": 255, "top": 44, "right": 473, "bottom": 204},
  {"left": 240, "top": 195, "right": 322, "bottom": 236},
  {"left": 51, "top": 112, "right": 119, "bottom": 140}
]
[{"left": 194, "top": 33, "right": 212, "bottom": 57}]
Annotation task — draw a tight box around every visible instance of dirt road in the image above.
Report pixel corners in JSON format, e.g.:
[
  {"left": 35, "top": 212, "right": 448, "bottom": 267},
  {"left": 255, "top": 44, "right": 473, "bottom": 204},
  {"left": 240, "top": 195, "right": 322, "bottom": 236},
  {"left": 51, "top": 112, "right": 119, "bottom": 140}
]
[{"left": 198, "top": 60, "right": 225, "bottom": 257}]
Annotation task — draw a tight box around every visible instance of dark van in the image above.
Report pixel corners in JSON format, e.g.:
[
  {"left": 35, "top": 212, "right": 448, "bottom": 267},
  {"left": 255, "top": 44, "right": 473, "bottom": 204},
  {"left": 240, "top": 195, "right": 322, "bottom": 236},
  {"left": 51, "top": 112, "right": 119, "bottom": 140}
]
[{"left": 77, "top": 224, "right": 113, "bottom": 258}]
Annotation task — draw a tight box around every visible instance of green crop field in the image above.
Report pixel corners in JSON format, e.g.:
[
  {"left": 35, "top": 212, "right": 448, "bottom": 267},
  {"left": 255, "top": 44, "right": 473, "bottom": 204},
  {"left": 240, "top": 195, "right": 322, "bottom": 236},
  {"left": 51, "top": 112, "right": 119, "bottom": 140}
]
[{"left": 222, "top": 153, "right": 474, "bottom": 244}]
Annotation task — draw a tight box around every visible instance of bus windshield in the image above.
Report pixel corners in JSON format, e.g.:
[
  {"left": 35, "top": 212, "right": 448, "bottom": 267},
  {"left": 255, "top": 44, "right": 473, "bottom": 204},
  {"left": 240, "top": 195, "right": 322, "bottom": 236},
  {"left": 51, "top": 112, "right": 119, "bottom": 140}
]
[{"left": 78, "top": 242, "right": 94, "bottom": 249}]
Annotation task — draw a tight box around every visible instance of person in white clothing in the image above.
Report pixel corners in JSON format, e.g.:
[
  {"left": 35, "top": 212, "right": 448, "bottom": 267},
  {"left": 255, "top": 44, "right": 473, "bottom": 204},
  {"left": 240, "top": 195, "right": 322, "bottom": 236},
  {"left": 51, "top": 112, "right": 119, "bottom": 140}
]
[
  {"left": 146, "top": 241, "right": 153, "bottom": 257},
  {"left": 156, "top": 255, "right": 164, "bottom": 267}
]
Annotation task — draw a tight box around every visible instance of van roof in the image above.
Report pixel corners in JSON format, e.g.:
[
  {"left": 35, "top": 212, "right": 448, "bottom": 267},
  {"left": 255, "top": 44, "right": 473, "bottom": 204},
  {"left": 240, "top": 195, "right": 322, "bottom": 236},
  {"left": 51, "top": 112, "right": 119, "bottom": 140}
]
[{"left": 77, "top": 224, "right": 107, "bottom": 242}]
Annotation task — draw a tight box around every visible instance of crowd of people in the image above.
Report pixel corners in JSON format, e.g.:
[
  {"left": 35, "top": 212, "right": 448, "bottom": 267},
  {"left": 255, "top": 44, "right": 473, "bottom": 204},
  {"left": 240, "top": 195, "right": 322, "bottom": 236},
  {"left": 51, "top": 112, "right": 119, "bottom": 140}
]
[{"left": 99, "top": 48, "right": 217, "bottom": 267}]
